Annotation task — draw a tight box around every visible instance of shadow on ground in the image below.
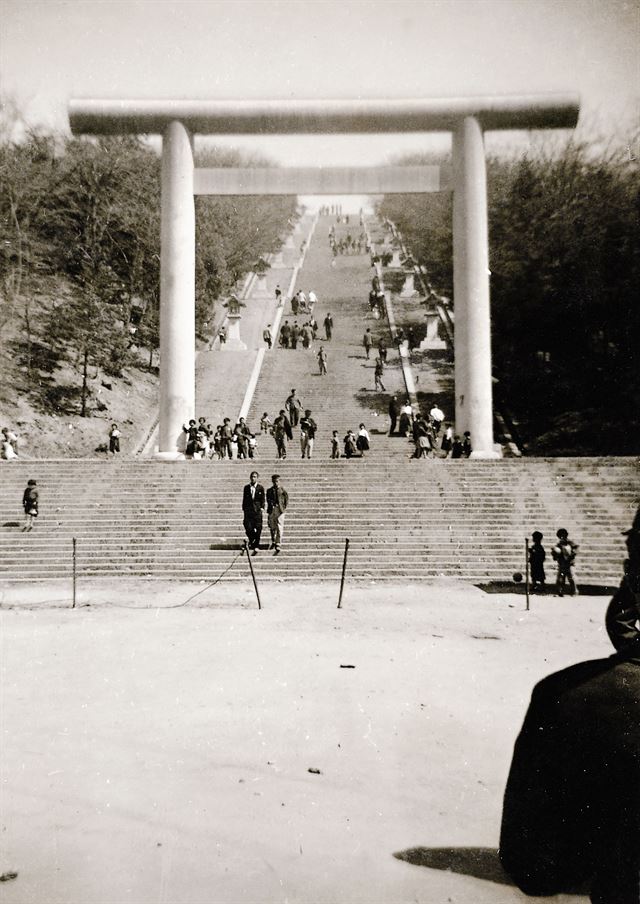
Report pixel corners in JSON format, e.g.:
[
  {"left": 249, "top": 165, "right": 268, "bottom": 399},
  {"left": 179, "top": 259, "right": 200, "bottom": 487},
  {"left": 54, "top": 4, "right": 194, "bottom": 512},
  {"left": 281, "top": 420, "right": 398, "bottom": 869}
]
[
  {"left": 393, "top": 847, "right": 512, "bottom": 886},
  {"left": 355, "top": 390, "right": 392, "bottom": 417},
  {"left": 394, "top": 847, "right": 591, "bottom": 895},
  {"left": 476, "top": 581, "right": 616, "bottom": 596},
  {"left": 415, "top": 389, "right": 452, "bottom": 415},
  {"left": 411, "top": 348, "right": 453, "bottom": 370}
]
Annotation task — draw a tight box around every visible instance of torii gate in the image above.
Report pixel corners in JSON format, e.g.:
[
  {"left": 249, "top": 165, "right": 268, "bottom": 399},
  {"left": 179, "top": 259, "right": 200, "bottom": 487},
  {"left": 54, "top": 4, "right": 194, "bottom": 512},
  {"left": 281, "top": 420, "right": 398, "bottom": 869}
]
[{"left": 69, "top": 96, "right": 579, "bottom": 458}]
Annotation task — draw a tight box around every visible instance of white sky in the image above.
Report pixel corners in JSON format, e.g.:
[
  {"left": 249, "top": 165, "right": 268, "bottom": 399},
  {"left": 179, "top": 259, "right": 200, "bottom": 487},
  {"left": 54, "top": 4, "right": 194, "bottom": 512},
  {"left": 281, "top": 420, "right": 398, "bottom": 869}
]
[{"left": 1, "top": 0, "right": 638, "bottom": 171}]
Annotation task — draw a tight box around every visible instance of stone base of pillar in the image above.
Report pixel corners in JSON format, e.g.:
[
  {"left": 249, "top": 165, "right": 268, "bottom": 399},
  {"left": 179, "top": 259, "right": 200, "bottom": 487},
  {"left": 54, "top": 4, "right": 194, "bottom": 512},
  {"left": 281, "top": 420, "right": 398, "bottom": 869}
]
[
  {"left": 253, "top": 275, "right": 270, "bottom": 298},
  {"left": 400, "top": 274, "right": 417, "bottom": 297},
  {"left": 419, "top": 337, "right": 447, "bottom": 350},
  {"left": 154, "top": 450, "right": 186, "bottom": 461},
  {"left": 223, "top": 314, "right": 247, "bottom": 350},
  {"left": 469, "top": 448, "right": 503, "bottom": 460},
  {"left": 420, "top": 311, "right": 447, "bottom": 350}
]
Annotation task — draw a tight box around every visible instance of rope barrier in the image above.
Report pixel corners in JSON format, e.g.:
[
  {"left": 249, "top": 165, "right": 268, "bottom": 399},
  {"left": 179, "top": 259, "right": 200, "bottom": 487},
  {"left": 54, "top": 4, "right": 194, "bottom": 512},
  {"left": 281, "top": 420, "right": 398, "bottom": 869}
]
[{"left": 63, "top": 547, "right": 246, "bottom": 610}]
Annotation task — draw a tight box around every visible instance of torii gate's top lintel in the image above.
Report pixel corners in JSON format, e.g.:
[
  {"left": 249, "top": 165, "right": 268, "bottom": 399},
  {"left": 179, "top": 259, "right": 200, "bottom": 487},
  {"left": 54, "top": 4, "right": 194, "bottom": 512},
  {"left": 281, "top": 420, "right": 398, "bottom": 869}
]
[{"left": 69, "top": 94, "right": 579, "bottom": 136}]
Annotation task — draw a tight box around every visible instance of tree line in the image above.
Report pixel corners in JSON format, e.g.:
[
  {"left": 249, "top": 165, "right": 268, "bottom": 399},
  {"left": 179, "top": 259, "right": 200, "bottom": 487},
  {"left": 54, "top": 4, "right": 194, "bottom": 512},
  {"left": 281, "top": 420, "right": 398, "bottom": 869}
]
[
  {"left": 0, "top": 118, "right": 295, "bottom": 416},
  {"left": 378, "top": 137, "right": 639, "bottom": 454}
]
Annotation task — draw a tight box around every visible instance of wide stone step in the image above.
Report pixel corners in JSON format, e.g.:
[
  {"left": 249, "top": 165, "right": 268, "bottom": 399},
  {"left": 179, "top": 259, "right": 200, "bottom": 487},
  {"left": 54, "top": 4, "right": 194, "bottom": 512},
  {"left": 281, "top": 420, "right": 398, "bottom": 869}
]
[
  {"left": 6, "top": 568, "right": 622, "bottom": 582},
  {"left": 1, "top": 544, "right": 621, "bottom": 556}
]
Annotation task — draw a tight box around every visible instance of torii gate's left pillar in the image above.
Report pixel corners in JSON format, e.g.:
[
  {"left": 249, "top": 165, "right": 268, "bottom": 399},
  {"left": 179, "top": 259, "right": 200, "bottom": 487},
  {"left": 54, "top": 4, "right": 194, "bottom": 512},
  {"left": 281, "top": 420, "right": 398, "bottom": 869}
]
[
  {"left": 157, "top": 121, "right": 195, "bottom": 458},
  {"left": 452, "top": 116, "right": 498, "bottom": 458}
]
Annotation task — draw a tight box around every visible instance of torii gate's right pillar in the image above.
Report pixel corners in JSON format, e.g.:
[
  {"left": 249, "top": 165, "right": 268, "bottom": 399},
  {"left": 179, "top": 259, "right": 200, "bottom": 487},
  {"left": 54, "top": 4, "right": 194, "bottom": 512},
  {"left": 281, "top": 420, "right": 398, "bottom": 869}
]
[{"left": 452, "top": 116, "right": 498, "bottom": 458}]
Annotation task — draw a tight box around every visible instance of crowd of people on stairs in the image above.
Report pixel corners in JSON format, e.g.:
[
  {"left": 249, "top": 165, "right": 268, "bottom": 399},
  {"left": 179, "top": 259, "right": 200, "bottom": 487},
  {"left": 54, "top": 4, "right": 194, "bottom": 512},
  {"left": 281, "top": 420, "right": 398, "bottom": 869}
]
[
  {"left": 387, "top": 395, "right": 472, "bottom": 459},
  {"left": 182, "top": 416, "right": 259, "bottom": 460}
]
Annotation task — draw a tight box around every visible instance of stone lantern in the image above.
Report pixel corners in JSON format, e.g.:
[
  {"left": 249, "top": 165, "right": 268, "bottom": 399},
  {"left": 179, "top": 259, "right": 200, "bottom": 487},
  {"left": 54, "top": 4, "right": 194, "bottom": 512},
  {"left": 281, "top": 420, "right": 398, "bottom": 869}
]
[
  {"left": 420, "top": 292, "right": 447, "bottom": 350},
  {"left": 252, "top": 259, "right": 271, "bottom": 298},
  {"left": 400, "top": 255, "right": 418, "bottom": 297},
  {"left": 222, "top": 295, "right": 247, "bottom": 350}
]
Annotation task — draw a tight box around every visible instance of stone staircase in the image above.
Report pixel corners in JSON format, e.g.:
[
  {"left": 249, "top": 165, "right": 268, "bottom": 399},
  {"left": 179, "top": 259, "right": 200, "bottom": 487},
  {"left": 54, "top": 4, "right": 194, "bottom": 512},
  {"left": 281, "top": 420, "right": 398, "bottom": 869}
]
[
  {"left": 0, "top": 458, "right": 637, "bottom": 583},
  {"left": 1, "top": 214, "right": 637, "bottom": 586},
  {"left": 246, "top": 298, "right": 406, "bottom": 460},
  {"left": 246, "top": 216, "right": 422, "bottom": 459}
]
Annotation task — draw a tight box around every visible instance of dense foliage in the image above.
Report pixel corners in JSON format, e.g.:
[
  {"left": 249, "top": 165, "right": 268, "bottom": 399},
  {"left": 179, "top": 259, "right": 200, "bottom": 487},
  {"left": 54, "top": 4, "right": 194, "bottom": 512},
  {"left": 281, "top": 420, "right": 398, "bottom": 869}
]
[
  {"left": 379, "top": 139, "right": 640, "bottom": 454},
  {"left": 0, "top": 123, "right": 295, "bottom": 415}
]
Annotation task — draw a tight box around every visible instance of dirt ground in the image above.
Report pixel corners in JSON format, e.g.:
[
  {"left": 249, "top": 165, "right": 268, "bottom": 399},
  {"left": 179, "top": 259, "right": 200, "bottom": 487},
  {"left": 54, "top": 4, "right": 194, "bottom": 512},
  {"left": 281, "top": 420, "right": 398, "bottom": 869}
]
[
  {"left": 0, "top": 579, "right": 610, "bottom": 904},
  {"left": 1, "top": 364, "right": 159, "bottom": 460}
]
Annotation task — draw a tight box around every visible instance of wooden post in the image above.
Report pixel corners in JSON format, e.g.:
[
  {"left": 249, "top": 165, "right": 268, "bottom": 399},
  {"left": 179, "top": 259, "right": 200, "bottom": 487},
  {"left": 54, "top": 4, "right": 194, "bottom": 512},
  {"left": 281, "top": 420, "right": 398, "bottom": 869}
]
[
  {"left": 244, "top": 540, "right": 262, "bottom": 610},
  {"left": 72, "top": 537, "right": 77, "bottom": 609},
  {"left": 337, "top": 538, "right": 350, "bottom": 609}
]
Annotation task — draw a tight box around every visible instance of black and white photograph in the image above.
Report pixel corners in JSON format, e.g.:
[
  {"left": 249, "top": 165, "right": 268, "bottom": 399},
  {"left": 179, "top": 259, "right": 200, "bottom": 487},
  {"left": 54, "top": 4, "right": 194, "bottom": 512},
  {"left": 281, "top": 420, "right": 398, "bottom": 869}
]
[{"left": 1, "top": 2, "right": 638, "bottom": 902}]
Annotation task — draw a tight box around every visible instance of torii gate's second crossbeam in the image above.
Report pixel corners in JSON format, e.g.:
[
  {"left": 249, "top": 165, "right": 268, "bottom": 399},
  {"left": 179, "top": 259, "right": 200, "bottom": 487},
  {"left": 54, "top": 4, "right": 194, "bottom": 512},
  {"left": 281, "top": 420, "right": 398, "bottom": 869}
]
[
  {"left": 69, "top": 96, "right": 579, "bottom": 458},
  {"left": 193, "top": 165, "right": 447, "bottom": 195}
]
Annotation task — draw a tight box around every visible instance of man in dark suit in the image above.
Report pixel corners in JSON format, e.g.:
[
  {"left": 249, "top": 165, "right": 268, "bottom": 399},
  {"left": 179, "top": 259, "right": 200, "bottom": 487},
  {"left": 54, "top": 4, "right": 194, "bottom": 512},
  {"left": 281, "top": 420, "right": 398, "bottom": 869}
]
[
  {"left": 285, "top": 389, "right": 302, "bottom": 427},
  {"left": 500, "top": 508, "right": 640, "bottom": 904},
  {"left": 388, "top": 394, "right": 399, "bottom": 435},
  {"left": 266, "top": 474, "right": 289, "bottom": 556},
  {"left": 242, "top": 471, "right": 265, "bottom": 555},
  {"left": 323, "top": 312, "right": 333, "bottom": 340}
]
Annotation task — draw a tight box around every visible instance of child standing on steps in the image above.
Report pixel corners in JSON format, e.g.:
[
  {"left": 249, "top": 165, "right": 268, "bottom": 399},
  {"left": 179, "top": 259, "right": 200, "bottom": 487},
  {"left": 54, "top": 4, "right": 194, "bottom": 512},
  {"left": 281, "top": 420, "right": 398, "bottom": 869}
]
[
  {"left": 451, "top": 435, "right": 464, "bottom": 459},
  {"left": 440, "top": 423, "right": 453, "bottom": 456},
  {"left": 331, "top": 430, "right": 340, "bottom": 459},
  {"left": 22, "top": 479, "right": 38, "bottom": 531},
  {"left": 356, "top": 424, "right": 370, "bottom": 454},
  {"left": 529, "top": 531, "right": 546, "bottom": 592},
  {"left": 552, "top": 528, "right": 579, "bottom": 597},
  {"left": 344, "top": 430, "right": 358, "bottom": 458}
]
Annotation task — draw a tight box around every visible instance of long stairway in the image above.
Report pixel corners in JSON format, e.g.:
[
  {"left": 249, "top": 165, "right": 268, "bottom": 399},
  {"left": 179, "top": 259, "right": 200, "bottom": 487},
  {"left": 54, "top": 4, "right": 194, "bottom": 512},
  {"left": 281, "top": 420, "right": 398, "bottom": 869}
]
[
  {"left": 0, "top": 458, "right": 637, "bottom": 582},
  {"left": 1, "top": 214, "right": 638, "bottom": 585},
  {"left": 246, "top": 216, "right": 426, "bottom": 460}
]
